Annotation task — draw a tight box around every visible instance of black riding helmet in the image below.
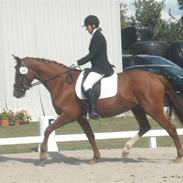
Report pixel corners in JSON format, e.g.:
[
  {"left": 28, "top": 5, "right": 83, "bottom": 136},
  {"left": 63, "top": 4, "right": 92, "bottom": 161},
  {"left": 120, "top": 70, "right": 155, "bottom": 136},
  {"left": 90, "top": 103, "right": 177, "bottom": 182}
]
[{"left": 83, "top": 15, "right": 100, "bottom": 27}]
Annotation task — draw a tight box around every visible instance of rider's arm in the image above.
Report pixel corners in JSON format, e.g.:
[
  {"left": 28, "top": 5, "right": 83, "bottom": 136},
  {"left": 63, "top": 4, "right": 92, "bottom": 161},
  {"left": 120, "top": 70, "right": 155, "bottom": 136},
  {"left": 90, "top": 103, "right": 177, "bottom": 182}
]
[{"left": 77, "top": 35, "right": 102, "bottom": 65}]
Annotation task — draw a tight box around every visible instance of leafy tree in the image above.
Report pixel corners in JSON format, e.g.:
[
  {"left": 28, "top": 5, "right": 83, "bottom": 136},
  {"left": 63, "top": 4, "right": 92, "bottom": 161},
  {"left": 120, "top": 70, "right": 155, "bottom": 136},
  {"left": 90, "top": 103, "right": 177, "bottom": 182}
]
[
  {"left": 120, "top": 3, "right": 138, "bottom": 28},
  {"left": 157, "top": 19, "right": 183, "bottom": 43},
  {"left": 120, "top": 0, "right": 183, "bottom": 42},
  {"left": 178, "top": 0, "right": 183, "bottom": 10},
  {"left": 177, "top": 0, "right": 183, "bottom": 21},
  {"left": 133, "top": 0, "right": 165, "bottom": 27},
  {"left": 157, "top": 0, "right": 183, "bottom": 42},
  {"left": 120, "top": 3, "right": 130, "bottom": 28}
]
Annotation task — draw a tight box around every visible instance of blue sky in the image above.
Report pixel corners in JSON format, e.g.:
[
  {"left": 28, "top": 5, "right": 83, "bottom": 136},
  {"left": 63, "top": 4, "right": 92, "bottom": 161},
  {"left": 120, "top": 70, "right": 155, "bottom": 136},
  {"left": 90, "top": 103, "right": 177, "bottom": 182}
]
[{"left": 120, "top": 0, "right": 182, "bottom": 20}]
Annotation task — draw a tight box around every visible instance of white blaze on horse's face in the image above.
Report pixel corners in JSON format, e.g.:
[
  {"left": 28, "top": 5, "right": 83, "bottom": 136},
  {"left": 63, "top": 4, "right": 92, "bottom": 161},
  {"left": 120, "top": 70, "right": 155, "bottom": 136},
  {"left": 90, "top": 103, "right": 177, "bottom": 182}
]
[{"left": 19, "top": 66, "right": 28, "bottom": 75}]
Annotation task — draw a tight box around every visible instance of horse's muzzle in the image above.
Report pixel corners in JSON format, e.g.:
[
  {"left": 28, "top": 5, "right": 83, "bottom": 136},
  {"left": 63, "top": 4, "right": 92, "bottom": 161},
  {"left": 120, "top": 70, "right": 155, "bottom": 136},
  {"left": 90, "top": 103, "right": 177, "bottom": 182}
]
[{"left": 13, "top": 88, "right": 25, "bottom": 98}]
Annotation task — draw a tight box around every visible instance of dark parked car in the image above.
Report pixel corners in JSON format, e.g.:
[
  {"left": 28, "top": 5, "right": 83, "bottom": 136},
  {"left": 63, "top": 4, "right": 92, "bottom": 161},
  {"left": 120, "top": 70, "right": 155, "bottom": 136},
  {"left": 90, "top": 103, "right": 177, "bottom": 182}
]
[{"left": 122, "top": 54, "right": 183, "bottom": 95}]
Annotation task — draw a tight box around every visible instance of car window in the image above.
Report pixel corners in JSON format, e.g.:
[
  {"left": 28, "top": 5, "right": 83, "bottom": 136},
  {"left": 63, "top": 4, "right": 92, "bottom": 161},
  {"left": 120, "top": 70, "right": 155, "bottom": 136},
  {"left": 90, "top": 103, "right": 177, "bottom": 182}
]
[
  {"left": 123, "top": 56, "right": 149, "bottom": 68},
  {"left": 132, "top": 57, "right": 148, "bottom": 65},
  {"left": 122, "top": 55, "right": 183, "bottom": 71},
  {"left": 122, "top": 56, "right": 133, "bottom": 69},
  {"left": 143, "top": 57, "right": 172, "bottom": 65},
  {"left": 167, "top": 67, "right": 183, "bottom": 78},
  {"left": 132, "top": 56, "right": 169, "bottom": 65}
]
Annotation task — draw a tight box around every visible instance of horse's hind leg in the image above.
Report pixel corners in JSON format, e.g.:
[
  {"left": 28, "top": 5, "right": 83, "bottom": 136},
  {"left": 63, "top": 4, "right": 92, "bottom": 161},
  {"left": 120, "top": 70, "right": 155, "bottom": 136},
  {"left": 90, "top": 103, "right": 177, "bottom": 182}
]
[
  {"left": 122, "top": 106, "right": 151, "bottom": 158},
  {"left": 77, "top": 117, "right": 100, "bottom": 164},
  {"left": 149, "top": 110, "right": 183, "bottom": 162}
]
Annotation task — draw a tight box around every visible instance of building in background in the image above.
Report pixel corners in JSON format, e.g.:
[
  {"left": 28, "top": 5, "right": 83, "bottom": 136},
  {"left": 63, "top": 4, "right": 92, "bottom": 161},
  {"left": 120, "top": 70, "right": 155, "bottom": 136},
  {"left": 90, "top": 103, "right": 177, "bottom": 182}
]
[{"left": 0, "top": 0, "right": 122, "bottom": 120}]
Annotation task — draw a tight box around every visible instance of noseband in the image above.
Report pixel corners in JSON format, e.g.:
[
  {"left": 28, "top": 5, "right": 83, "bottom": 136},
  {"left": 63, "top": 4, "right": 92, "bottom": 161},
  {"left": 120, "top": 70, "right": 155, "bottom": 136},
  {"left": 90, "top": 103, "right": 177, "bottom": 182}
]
[{"left": 14, "top": 74, "right": 32, "bottom": 93}]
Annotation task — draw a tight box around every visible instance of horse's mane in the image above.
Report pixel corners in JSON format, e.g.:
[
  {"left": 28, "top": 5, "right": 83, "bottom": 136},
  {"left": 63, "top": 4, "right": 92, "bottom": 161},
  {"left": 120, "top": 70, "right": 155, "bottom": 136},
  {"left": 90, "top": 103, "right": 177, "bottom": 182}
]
[{"left": 24, "top": 57, "right": 79, "bottom": 71}]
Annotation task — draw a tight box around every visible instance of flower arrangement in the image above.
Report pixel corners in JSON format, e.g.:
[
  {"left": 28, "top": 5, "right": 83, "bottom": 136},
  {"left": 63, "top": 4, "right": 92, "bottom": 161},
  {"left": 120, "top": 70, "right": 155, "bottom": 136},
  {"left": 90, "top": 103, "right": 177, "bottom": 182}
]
[
  {"left": 14, "top": 110, "right": 32, "bottom": 124},
  {"left": 0, "top": 109, "right": 10, "bottom": 120},
  {"left": 0, "top": 109, "right": 32, "bottom": 126},
  {"left": 0, "top": 109, "right": 11, "bottom": 127},
  {"left": 8, "top": 110, "right": 15, "bottom": 126}
]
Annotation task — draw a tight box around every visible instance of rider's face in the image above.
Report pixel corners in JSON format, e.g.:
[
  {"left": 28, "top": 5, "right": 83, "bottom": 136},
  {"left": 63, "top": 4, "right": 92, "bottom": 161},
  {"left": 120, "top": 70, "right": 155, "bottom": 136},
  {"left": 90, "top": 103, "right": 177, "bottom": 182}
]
[{"left": 85, "top": 25, "right": 95, "bottom": 34}]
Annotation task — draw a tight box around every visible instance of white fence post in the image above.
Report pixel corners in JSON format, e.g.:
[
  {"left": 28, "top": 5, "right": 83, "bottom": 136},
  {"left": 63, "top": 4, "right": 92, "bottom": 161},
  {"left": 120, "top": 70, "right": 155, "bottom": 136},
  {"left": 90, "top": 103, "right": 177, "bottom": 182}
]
[
  {"left": 38, "top": 116, "right": 58, "bottom": 152},
  {"left": 149, "top": 137, "right": 157, "bottom": 148}
]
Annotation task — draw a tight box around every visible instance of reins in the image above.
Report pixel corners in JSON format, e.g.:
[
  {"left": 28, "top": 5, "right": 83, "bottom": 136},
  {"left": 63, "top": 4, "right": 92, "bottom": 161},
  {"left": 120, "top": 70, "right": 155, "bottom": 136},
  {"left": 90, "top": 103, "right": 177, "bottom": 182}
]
[
  {"left": 31, "top": 73, "right": 64, "bottom": 87},
  {"left": 31, "top": 65, "right": 78, "bottom": 87}
]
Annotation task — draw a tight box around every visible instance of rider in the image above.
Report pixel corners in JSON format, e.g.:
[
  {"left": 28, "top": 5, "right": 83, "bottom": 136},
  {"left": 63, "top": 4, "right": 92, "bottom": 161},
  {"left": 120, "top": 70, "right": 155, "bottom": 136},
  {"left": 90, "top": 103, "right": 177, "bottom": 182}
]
[{"left": 75, "top": 15, "right": 114, "bottom": 119}]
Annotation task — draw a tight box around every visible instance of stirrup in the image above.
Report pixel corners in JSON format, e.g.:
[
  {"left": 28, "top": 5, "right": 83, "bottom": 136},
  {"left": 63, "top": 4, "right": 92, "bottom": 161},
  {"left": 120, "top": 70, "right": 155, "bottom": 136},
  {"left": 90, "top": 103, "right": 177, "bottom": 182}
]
[{"left": 89, "top": 109, "right": 100, "bottom": 120}]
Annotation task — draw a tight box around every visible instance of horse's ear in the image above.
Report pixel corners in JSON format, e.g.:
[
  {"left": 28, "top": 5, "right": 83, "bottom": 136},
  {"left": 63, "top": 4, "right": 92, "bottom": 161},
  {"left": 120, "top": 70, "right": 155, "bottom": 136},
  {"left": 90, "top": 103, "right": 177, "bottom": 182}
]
[{"left": 12, "top": 54, "right": 22, "bottom": 65}]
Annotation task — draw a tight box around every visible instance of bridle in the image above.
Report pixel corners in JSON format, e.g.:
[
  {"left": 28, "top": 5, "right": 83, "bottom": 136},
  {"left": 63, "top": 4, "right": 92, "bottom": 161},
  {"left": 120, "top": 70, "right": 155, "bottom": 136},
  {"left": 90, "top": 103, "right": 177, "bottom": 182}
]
[
  {"left": 32, "top": 66, "right": 74, "bottom": 86},
  {"left": 14, "top": 74, "right": 32, "bottom": 93},
  {"left": 14, "top": 65, "right": 76, "bottom": 92}
]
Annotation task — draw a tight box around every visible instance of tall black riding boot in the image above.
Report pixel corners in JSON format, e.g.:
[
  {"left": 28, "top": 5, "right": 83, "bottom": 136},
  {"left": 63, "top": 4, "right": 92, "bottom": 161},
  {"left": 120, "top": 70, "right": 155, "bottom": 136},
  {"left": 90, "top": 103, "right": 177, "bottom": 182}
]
[{"left": 85, "top": 89, "right": 99, "bottom": 120}]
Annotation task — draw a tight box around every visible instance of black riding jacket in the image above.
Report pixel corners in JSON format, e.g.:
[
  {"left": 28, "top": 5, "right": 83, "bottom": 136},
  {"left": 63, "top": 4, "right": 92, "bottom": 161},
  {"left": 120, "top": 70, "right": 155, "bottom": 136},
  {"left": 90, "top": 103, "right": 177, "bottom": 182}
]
[{"left": 77, "top": 29, "right": 114, "bottom": 76}]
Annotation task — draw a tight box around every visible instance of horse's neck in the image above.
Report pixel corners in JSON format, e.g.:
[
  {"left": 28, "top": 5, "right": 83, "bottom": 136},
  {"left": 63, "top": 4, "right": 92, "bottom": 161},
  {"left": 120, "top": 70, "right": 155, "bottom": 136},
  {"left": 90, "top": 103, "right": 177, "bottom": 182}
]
[{"left": 26, "top": 59, "right": 68, "bottom": 81}]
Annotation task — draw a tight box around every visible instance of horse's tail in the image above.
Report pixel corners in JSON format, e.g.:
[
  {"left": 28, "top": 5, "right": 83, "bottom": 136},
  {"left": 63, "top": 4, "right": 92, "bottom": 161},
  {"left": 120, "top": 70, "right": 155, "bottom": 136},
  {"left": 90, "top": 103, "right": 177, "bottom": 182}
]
[{"left": 159, "top": 75, "right": 183, "bottom": 125}]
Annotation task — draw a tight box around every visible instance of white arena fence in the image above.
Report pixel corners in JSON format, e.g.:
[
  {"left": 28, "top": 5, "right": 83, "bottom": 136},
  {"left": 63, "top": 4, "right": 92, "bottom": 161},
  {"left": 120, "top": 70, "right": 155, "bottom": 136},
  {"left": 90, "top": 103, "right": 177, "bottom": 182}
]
[{"left": 0, "top": 116, "right": 183, "bottom": 152}]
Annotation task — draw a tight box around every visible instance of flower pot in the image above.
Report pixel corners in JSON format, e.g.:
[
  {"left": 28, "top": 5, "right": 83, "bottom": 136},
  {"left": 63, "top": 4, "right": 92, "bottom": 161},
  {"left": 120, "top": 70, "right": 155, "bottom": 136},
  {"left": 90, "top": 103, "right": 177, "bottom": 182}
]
[
  {"left": 14, "top": 120, "right": 20, "bottom": 127},
  {"left": 0, "top": 119, "right": 9, "bottom": 127}
]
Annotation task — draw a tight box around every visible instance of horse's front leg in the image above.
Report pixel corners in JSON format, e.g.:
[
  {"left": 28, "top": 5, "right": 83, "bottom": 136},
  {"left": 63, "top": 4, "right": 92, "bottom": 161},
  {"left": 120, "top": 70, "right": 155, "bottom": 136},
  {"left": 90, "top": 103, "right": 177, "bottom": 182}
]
[
  {"left": 77, "top": 117, "right": 101, "bottom": 164},
  {"left": 40, "top": 114, "right": 72, "bottom": 160}
]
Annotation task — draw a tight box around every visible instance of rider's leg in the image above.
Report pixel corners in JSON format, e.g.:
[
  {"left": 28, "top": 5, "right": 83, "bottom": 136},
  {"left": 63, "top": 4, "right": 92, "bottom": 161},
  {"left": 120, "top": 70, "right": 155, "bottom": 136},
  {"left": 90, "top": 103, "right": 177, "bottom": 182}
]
[
  {"left": 85, "top": 88, "right": 99, "bottom": 119},
  {"left": 83, "top": 72, "right": 104, "bottom": 119}
]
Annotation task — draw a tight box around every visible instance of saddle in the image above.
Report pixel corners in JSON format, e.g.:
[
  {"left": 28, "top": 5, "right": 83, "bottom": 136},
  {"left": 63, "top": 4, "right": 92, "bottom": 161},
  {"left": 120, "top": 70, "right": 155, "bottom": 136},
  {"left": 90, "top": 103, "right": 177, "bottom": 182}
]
[{"left": 75, "top": 69, "right": 118, "bottom": 100}]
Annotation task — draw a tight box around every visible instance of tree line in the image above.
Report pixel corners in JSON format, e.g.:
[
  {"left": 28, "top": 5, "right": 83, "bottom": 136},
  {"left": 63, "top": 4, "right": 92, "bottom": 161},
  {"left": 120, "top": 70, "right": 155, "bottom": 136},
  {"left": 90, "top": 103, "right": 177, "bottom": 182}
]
[{"left": 120, "top": 0, "right": 183, "bottom": 43}]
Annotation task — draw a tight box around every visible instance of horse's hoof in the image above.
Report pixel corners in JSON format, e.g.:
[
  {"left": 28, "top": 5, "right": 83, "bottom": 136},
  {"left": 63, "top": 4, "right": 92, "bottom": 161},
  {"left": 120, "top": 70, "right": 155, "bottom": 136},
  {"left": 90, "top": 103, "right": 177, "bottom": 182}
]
[
  {"left": 174, "top": 157, "right": 182, "bottom": 163},
  {"left": 89, "top": 156, "right": 100, "bottom": 164},
  {"left": 40, "top": 152, "right": 48, "bottom": 160},
  {"left": 122, "top": 151, "right": 129, "bottom": 158},
  {"left": 90, "top": 159, "right": 97, "bottom": 164}
]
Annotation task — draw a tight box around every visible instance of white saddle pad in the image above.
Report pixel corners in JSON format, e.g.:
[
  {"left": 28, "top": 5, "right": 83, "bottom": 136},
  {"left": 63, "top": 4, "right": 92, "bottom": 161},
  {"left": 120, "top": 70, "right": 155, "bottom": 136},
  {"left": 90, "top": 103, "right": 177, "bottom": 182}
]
[{"left": 75, "top": 71, "right": 118, "bottom": 99}]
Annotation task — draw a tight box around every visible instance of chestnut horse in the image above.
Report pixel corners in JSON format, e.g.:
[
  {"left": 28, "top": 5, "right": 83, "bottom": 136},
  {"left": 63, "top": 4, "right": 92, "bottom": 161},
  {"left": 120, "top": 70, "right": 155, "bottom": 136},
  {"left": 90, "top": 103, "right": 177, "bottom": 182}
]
[{"left": 13, "top": 56, "right": 183, "bottom": 163}]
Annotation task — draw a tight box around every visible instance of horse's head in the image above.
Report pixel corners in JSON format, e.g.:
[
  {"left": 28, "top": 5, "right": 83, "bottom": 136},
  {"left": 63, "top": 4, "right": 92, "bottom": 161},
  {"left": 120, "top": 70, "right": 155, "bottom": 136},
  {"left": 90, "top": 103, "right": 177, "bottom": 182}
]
[{"left": 13, "top": 55, "right": 35, "bottom": 98}]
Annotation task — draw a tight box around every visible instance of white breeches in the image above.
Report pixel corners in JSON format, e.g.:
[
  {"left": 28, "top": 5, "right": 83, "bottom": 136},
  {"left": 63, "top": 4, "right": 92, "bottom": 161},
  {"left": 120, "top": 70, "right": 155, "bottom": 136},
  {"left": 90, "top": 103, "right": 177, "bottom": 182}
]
[{"left": 83, "top": 72, "right": 104, "bottom": 92}]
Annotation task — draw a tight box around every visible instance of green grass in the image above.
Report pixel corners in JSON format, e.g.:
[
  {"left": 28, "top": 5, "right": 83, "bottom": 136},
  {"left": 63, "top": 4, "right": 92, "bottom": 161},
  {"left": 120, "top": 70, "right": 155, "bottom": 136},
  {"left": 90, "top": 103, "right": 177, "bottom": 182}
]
[
  {"left": 0, "top": 117, "right": 182, "bottom": 154},
  {"left": 0, "top": 123, "right": 39, "bottom": 137}
]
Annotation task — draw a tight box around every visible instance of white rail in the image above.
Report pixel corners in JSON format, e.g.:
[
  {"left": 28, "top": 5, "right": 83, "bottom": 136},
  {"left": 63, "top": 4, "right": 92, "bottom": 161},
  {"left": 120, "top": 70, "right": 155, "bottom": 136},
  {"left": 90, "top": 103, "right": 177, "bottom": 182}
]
[{"left": 0, "top": 128, "right": 183, "bottom": 149}]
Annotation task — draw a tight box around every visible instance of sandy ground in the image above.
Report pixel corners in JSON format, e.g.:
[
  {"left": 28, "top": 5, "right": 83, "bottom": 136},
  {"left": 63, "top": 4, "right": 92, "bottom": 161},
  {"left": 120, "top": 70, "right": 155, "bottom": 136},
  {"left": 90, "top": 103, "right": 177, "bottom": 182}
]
[{"left": 0, "top": 147, "right": 183, "bottom": 183}]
